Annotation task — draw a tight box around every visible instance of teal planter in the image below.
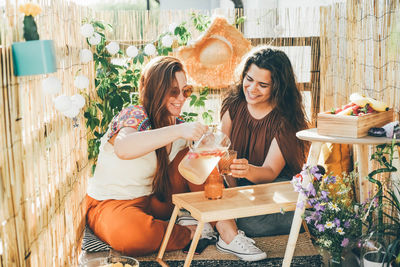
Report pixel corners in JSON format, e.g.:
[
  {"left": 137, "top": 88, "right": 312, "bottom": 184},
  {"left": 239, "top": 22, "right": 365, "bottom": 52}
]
[{"left": 12, "top": 40, "right": 56, "bottom": 76}]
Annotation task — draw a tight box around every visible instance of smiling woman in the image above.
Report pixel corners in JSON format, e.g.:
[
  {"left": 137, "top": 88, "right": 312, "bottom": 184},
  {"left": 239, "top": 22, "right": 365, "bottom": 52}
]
[
  {"left": 220, "top": 46, "right": 309, "bottom": 237},
  {"left": 85, "top": 56, "right": 210, "bottom": 256}
]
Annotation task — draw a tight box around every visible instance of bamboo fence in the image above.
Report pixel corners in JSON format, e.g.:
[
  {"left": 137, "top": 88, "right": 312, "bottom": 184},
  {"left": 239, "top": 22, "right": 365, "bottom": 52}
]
[
  {"left": 320, "top": 0, "right": 400, "bottom": 201},
  {"left": 0, "top": 0, "right": 398, "bottom": 266}
]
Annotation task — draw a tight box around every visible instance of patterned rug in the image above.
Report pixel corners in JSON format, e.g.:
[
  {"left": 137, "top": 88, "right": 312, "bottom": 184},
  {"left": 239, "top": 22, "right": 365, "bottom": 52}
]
[
  {"left": 79, "top": 233, "right": 322, "bottom": 266},
  {"left": 143, "top": 233, "right": 321, "bottom": 266}
]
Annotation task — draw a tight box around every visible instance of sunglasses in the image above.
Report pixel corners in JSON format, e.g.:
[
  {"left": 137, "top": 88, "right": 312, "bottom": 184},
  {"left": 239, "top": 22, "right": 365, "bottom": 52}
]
[{"left": 170, "top": 85, "right": 193, "bottom": 98}]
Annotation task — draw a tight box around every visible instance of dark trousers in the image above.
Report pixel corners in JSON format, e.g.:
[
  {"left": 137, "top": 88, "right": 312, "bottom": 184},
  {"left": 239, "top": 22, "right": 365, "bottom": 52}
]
[{"left": 236, "top": 176, "right": 296, "bottom": 237}]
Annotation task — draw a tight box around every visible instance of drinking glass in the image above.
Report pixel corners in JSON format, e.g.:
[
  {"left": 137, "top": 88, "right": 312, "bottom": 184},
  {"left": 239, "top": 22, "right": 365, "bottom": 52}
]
[{"left": 218, "top": 149, "right": 237, "bottom": 176}]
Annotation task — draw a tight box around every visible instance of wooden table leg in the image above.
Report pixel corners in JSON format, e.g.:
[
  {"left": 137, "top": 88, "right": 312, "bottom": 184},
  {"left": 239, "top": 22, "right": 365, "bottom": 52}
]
[
  {"left": 355, "top": 144, "right": 369, "bottom": 203},
  {"left": 156, "top": 205, "right": 180, "bottom": 266},
  {"left": 282, "top": 141, "right": 322, "bottom": 267},
  {"left": 183, "top": 221, "right": 204, "bottom": 267}
]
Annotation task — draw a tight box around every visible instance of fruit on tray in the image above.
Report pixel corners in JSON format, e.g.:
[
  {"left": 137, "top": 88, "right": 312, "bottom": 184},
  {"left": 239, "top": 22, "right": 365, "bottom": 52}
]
[{"left": 331, "top": 93, "right": 389, "bottom": 116}]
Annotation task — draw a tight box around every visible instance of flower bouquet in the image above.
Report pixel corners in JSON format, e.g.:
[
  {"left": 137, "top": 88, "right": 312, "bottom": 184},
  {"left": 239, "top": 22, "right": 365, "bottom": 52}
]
[{"left": 292, "top": 165, "right": 369, "bottom": 266}]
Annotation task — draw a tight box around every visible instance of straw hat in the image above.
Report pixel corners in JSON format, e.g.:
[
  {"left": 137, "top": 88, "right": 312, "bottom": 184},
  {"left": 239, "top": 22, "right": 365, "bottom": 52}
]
[{"left": 177, "top": 16, "right": 252, "bottom": 89}]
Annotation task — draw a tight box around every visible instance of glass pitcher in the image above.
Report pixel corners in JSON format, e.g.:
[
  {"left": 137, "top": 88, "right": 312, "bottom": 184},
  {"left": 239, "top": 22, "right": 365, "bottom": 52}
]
[{"left": 178, "top": 127, "right": 231, "bottom": 185}]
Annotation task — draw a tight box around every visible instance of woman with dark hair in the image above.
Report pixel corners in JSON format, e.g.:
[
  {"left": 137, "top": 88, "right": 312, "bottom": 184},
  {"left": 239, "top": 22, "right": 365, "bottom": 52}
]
[
  {"left": 220, "top": 46, "right": 309, "bottom": 237},
  {"left": 85, "top": 56, "right": 266, "bottom": 261}
]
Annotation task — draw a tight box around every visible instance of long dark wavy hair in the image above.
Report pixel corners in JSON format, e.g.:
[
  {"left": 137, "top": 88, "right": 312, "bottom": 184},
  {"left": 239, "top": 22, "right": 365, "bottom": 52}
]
[
  {"left": 221, "top": 46, "right": 309, "bottom": 155},
  {"left": 139, "top": 56, "right": 184, "bottom": 201}
]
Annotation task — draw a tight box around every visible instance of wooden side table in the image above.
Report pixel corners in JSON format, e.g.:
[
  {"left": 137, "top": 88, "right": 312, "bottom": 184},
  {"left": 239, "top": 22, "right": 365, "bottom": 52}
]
[
  {"left": 282, "top": 128, "right": 397, "bottom": 267},
  {"left": 156, "top": 181, "right": 299, "bottom": 267}
]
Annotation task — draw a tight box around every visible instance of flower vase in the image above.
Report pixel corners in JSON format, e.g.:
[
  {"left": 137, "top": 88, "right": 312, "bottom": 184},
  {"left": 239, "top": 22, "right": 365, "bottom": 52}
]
[
  {"left": 11, "top": 40, "right": 56, "bottom": 76},
  {"left": 329, "top": 251, "right": 342, "bottom": 267},
  {"left": 362, "top": 251, "right": 386, "bottom": 267}
]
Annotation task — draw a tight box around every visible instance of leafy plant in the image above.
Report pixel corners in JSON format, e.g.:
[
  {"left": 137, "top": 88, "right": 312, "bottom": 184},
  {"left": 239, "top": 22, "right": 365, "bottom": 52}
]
[
  {"left": 80, "top": 14, "right": 214, "bottom": 173},
  {"left": 361, "top": 140, "right": 400, "bottom": 265},
  {"left": 383, "top": 184, "right": 400, "bottom": 265},
  {"left": 182, "top": 87, "right": 214, "bottom": 125}
]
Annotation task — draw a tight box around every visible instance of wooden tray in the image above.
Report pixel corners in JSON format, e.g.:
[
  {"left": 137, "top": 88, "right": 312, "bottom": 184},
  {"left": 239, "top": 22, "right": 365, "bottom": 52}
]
[{"left": 317, "top": 109, "right": 393, "bottom": 138}]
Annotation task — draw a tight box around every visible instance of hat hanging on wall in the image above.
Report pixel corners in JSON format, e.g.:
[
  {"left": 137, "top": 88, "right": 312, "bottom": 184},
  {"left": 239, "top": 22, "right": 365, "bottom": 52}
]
[{"left": 177, "top": 16, "right": 252, "bottom": 89}]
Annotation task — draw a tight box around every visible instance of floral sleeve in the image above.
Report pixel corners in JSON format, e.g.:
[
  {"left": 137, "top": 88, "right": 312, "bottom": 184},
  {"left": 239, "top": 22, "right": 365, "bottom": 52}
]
[{"left": 107, "top": 105, "right": 151, "bottom": 140}]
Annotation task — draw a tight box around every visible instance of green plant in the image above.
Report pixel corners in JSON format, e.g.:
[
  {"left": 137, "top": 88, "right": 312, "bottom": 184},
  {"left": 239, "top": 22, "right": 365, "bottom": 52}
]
[
  {"left": 81, "top": 14, "right": 213, "bottom": 173},
  {"left": 367, "top": 141, "right": 399, "bottom": 236},
  {"left": 18, "top": 3, "right": 42, "bottom": 41},
  {"left": 362, "top": 140, "right": 400, "bottom": 265},
  {"left": 182, "top": 87, "right": 214, "bottom": 125},
  {"left": 383, "top": 184, "right": 400, "bottom": 265}
]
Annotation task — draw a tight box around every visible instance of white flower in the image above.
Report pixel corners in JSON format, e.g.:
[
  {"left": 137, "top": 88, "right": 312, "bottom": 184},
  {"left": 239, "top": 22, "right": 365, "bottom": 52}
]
[
  {"left": 88, "top": 33, "right": 101, "bottom": 46},
  {"left": 274, "top": 24, "right": 285, "bottom": 36},
  {"left": 328, "top": 202, "right": 340, "bottom": 212},
  {"left": 325, "top": 221, "right": 335, "bottom": 229},
  {"left": 70, "top": 94, "right": 85, "bottom": 109},
  {"left": 54, "top": 95, "right": 72, "bottom": 112},
  {"left": 79, "top": 49, "right": 93, "bottom": 63},
  {"left": 62, "top": 107, "right": 80, "bottom": 118},
  {"left": 144, "top": 43, "right": 156, "bottom": 56},
  {"left": 80, "top": 23, "right": 94, "bottom": 38},
  {"left": 161, "top": 35, "right": 173, "bottom": 47},
  {"left": 126, "top": 45, "right": 138, "bottom": 58},
  {"left": 106, "top": 41, "right": 120, "bottom": 55},
  {"left": 336, "top": 227, "right": 345, "bottom": 235},
  {"left": 74, "top": 75, "right": 90, "bottom": 89},
  {"left": 322, "top": 239, "right": 332, "bottom": 247},
  {"left": 42, "top": 76, "right": 62, "bottom": 95},
  {"left": 169, "top": 22, "right": 178, "bottom": 33}
]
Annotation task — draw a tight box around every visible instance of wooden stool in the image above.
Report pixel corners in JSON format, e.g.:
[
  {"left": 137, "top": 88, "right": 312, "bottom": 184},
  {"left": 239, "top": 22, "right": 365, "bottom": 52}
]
[
  {"left": 156, "top": 181, "right": 299, "bottom": 267},
  {"left": 282, "top": 128, "right": 397, "bottom": 267}
]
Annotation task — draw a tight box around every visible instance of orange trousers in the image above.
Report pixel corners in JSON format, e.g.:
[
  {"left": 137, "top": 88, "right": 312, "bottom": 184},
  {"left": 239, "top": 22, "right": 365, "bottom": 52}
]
[{"left": 86, "top": 148, "right": 204, "bottom": 256}]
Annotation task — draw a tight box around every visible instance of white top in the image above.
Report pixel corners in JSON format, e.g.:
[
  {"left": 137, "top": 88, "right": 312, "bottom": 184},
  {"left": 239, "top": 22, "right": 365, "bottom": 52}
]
[{"left": 87, "top": 128, "right": 187, "bottom": 200}]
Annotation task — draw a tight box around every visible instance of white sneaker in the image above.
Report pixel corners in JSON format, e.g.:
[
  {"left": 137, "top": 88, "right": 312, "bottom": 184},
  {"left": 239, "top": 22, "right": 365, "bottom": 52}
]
[
  {"left": 176, "top": 215, "right": 217, "bottom": 240},
  {"left": 216, "top": 230, "right": 267, "bottom": 261}
]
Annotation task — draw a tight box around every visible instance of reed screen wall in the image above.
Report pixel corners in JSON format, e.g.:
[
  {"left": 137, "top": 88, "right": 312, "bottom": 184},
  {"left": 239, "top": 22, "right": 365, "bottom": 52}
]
[
  {"left": 320, "top": 0, "right": 400, "bottom": 119},
  {"left": 0, "top": 0, "right": 398, "bottom": 266}
]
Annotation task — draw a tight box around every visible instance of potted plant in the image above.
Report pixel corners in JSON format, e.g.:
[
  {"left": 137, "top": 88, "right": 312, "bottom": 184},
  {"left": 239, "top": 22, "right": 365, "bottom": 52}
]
[
  {"left": 361, "top": 140, "right": 400, "bottom": 267},
  {"left": 11, "top": 3, "right": 56, "bottom": 76},
  {"left": 292, "top": 165, "right": 367, "bottom": 266},
  {"left": 383, "top": 184, "right": 400, "bottom": 266}
]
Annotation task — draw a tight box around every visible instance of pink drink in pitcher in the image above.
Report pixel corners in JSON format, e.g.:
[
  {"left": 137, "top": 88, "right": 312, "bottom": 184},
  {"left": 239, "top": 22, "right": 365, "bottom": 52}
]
[
  {"left": 178, "top": 149, "right": 225, "bottom": 185},
  {"left": 178, "top": 127, "right": 231, "bottom": 185}
]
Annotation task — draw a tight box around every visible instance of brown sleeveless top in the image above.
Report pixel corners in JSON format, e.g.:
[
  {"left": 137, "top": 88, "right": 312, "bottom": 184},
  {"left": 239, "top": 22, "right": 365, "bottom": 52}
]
[{"left": 228, "top": 99, "right": 304, "bottom": 186}]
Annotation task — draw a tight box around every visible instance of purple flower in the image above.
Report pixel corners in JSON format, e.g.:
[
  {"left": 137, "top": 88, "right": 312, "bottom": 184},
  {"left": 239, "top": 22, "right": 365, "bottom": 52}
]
[
  {"left": 324, "top": 175, "right": 336, "bottom": 184},
  {"left": 320, "top": 190, "right": 329, "bottom": 201},
  {"left": 305, "top": 216, "right": 313, "bottom": 223},
  {"left": 341, "top": 238, "right": 349, "bottom": 247},
  {"left": 334, "top": 218, "right": 341, "bottom": 227},
  {"left": 315, "top": 203, "right": 326, "bottom": 212},
  {"left": 344, "top": 221, "right": 350, "bottom": 228},
  {"left": 293, "top": 182, "right": 303, "bottom": 193},
  {"left": 316, "top": 224, "right": 325, "bottom": 232},
  {"left": 373, "top": 197, "right": 379, "bottom": 208},
  {"left": 310, "top": 166, "right": 323, "bottom": 181},
  {"left": 313, "top": 211, "right": 322, "bottom": 221},
  {"left": 297, "top": 201, "right": 304, "bottom": 209},
  {"left": 306, "top": 183, "right": 316, "bottom": 197}
]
